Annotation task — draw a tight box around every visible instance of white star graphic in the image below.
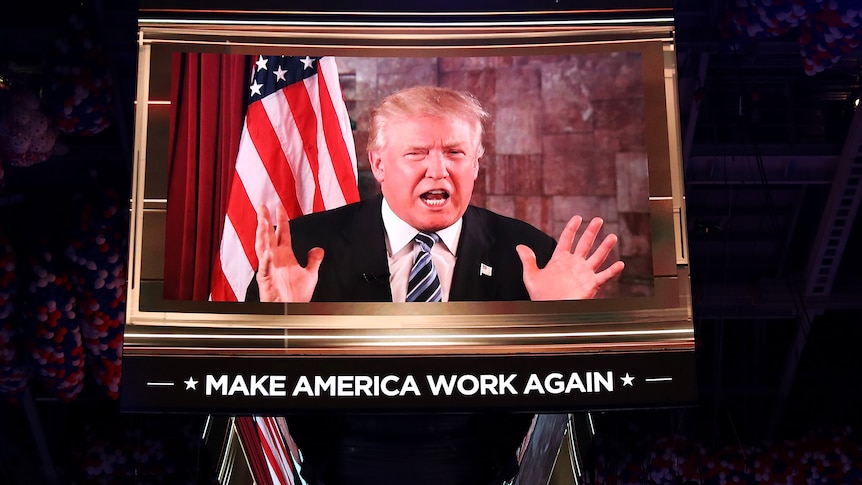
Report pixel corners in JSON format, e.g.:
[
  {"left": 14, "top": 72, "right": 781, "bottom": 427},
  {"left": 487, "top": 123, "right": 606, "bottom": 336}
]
[
  {"left": 250, "top": 80, "right": 263, "bottom": 97},
  {"left": 184, "top": 377, "right": 198, "bottom": 390},
  {"left": 273, "top": 65, "right": 287, "bottom": 82},
  {"left": 621, "top": 373, "right": 635, "bottom": 386},
  {"left": 255, "top": 55, "right": 268, "bottom": 72},
  {"left": 300, "top": 56, "right": 315, "bottom": 70}
]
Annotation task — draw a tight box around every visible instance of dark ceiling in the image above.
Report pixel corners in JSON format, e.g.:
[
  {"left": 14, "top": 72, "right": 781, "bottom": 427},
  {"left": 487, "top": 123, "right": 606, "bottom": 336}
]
[
  {"left": 673, "top": 0, "right": 862, "bottom": 442},
  {"left": 0, "top": 0, "right": 861, "bottom": 481}
]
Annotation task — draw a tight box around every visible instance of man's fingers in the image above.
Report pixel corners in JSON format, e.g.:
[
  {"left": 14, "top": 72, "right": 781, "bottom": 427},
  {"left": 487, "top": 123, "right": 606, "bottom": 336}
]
[
  {"left": 255, "top": 269, "right": 274, "bottom": 302},
  {"left": 255, "top": 206, "right": 272, "bottom": 259},
  {"left": 586, "top": 233, "right": 618, "bottom": 269},
  {"left": 274, "top": 205, "right": 291, "bottom": 247},
  {"left": 573, "top": 217, "right": 603, "bottom": 258},
  {"left": 257, "top": 251, "right": 270, "bottom": 278},
  {"left": 276, "top": 205, "right": 289, "bottom": 225},
  {"left": 556, "top": 215, "right": 583, "bottom": 254},
  {"left": 594, "top": 261, "right": 625, "bottom": 287}
]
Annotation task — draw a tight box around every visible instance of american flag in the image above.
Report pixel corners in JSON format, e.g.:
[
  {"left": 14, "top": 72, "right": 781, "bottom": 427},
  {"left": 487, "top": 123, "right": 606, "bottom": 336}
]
[
  {"left": 254, "top": 415, "right": 305, "bottom": 485},
  {"left": 233, "top": 415, "right": 306, "bottom": 485},
  {"left": 210, "top": 55, "right": 360, "bottom": 301}
]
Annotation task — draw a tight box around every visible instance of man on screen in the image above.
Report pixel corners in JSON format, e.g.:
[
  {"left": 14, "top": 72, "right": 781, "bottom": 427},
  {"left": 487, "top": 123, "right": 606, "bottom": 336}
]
[
  {"left": 246, "top": 86, "right": 625, "bottom": 485},
  {"left": 252, "top": 85, "right": 624, "bottom": 304}
]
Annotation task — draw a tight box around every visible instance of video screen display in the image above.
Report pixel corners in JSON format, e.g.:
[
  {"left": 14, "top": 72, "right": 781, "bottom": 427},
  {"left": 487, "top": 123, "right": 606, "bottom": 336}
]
[
  {"left": 162, "top": 51, "right": 655, "bottom": 304},
  {"left": 123, "top": 12, "right": 694, "bottom": 413}
]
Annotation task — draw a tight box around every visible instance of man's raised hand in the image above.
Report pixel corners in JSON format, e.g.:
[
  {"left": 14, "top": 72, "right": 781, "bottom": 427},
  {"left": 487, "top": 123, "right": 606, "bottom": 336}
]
[
  {"left": 516, "top": 215, "right": 625, "bottom": 301},
  {"left": 254, "top": 205, "right": 324, "bottom": 302}
]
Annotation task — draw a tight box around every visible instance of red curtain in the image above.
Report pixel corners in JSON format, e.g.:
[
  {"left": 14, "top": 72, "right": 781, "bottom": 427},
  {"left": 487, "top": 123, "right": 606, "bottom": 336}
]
[{"left": 164, "top": 53, "right": 248, "bottom": 300}]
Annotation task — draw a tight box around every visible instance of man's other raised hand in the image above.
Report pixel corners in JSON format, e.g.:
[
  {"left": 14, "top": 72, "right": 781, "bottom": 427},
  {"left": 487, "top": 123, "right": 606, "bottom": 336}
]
[{"left": 516, "top": 215, "right": 625, "bottom": 301}]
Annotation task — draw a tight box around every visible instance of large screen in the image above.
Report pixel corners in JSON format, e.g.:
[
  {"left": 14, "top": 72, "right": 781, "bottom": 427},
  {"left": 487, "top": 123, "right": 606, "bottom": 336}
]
[{"left": 122, "top": 6, "right": 694, "bottom": 413}]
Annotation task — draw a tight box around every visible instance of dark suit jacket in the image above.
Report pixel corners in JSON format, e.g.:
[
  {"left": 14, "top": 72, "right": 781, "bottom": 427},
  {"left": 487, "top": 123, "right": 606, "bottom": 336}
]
[
  {"left": 249, "top": 194, "right": 557, "bottom": 303},
  {"left": 249, "top": 195, "right": 558, "bottom": 485}
]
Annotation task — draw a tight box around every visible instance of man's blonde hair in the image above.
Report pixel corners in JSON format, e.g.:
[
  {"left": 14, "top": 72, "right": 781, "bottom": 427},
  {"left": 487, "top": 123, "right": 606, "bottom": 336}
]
[{"left": 367, "top": 86, "right": 489, "bottom": 157}]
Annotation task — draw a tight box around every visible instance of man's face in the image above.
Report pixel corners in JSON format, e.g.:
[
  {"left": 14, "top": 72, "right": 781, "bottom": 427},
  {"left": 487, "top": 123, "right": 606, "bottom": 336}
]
[{"left": 369, "top": 115, "right": 480, "bottom": 232}]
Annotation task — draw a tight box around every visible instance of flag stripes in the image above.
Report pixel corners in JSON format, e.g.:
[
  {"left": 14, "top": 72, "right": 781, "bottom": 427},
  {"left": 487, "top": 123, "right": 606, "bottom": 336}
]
[
  {"left": 254, "top": 416, "right": 304, "bottom": 485},
  {"left": 210, "top": 55, "right": 359, "bottom": 302}
]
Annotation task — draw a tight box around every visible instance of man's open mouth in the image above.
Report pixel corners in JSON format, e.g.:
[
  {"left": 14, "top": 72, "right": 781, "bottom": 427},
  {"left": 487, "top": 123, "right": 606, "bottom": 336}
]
[{"left": 420, "top": 190, "right": 450, "bottom": 207}]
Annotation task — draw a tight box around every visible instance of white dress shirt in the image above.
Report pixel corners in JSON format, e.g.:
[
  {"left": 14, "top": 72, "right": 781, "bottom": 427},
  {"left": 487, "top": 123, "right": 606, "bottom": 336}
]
[{"left": 381, "top": 198, "right": 461, "bottom": 302}]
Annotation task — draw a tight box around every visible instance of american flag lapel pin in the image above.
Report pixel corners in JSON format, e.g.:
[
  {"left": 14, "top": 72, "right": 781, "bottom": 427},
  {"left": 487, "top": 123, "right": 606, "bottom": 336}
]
[{"left": 479, "top": 263, "right": 493, "bottom": 277}]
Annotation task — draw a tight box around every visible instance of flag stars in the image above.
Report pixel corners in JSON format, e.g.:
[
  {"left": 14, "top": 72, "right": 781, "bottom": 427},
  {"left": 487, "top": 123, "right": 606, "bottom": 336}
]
[
  {"left": 300, "top": 56, "right": 315, "bottom": 70},
  {"left": 255, "top": 55, "right": 269, "bottom": 72},
  {"left": 273, "top": 65, "right": 287, "bottom": 82},
  {"left": 250, "top": 79, "right": 263, "bottom": 97}
]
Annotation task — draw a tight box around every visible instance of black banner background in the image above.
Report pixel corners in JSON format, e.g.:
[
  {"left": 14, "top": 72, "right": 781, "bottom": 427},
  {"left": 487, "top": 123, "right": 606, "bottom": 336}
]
[{"left": 121, "top": 351, "right": 696, "bottom": 413}]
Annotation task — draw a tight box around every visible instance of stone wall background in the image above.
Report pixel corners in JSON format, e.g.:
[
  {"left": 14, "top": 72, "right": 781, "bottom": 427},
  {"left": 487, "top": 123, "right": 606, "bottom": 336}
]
[{"left": 336, "top": 52, "right": 653, "bottom": 298}]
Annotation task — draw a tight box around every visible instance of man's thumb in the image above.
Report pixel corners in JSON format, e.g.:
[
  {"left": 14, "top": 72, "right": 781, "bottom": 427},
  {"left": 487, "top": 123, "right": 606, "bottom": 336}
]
[
  {"left": 306, "top": 247, "right": 325, "bottom": 272},
  {"left": 515, "top": 244, "right": 538, "bottom": 275}
]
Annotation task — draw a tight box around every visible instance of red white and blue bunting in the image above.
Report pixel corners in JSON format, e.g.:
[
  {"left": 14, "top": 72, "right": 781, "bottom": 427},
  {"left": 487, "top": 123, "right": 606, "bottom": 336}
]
[
  {"left": 723, "top": 0, "right": 862, "bottom": 75},
  {"left": 66, "top": 189, "right": 127, "bottom": 398},
  {"left": 0, "top": 190, "right": 127, "bottom": 402},
  {"left": 0, "top": 227, "right": 29, "bottom": 400}
]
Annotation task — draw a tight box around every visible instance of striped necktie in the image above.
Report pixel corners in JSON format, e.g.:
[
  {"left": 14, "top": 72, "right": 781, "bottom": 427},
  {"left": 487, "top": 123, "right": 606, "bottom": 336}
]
[{"left": 406, "top": 232, "right": 442, "bottom": 302}]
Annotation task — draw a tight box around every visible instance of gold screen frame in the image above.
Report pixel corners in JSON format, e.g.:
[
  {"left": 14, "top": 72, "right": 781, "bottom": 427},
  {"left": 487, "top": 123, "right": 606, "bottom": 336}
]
[{"left": 126, "top": 17, "right": 691, "bottom": 357}]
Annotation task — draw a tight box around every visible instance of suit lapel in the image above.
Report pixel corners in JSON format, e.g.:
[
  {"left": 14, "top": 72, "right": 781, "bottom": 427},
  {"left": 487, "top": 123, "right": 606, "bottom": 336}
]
[
  {"left": 451, "top": 206, "right": 497, "bottom": 301},
  {"left": 337, "top": 196, "right": 393, "bottom": 302}
]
